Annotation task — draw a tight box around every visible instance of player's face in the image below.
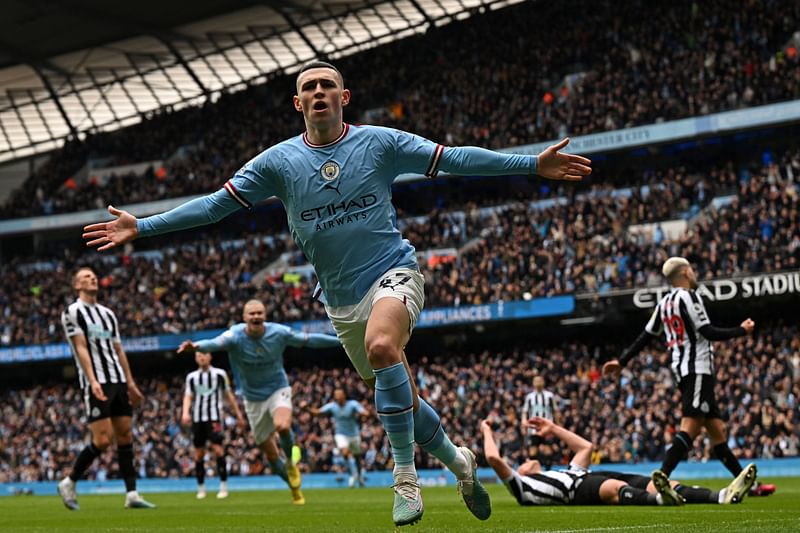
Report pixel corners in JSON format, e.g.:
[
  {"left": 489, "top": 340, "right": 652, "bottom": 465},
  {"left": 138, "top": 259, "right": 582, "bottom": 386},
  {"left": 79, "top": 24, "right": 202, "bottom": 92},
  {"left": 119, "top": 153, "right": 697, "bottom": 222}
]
[
  {"left": 73, "top": 269, "right": 98, "bottom": 293},
  {"left": 533, "top": 376, "right": 544, "bottom": 390},
  {"left": 243, "top": 302, "right": 266, "bottom": 326},
  {"left": 517, "top": 459, "right": 542, "bottom": 476},
  {"left": 196, "top": 352, "right": 211, "bottom": 367},
  {"left": 334, "top": 389, "right": 346, "bottom": 404},
  {"left": 293, "top": 68, "right": 350, "bottom": 129}
]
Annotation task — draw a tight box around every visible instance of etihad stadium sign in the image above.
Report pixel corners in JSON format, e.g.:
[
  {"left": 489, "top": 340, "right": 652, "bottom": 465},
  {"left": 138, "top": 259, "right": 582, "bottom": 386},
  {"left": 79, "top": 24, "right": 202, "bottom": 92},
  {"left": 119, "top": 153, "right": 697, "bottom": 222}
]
[{"left": 631, "top": 270, "right": 800, "bottom": 309}]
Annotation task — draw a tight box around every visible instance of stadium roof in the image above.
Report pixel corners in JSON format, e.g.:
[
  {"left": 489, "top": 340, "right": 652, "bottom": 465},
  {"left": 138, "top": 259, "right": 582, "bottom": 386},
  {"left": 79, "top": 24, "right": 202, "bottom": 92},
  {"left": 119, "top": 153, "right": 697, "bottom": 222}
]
[{"left": 0, "top": 0, "right": 524, "bottom": 163}]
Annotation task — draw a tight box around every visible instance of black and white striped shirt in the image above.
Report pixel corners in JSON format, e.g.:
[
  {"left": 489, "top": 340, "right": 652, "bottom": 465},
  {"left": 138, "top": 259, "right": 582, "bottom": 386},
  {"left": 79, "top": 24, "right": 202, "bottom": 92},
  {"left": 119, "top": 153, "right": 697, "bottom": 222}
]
[
  {"left": 503, "top": 469, "right": 584, "bottom": 505},
  {"left": 521, "top": 390, "right": 557, "bottom": 435},
  {"left": 645, "top": 287, "right": 713, "bottom": 378},
  {"left": 62, "top": 299, "right": 125, "bottom": 389},
  {"left": 185, "top": 366, "right": 231, "bottom": 422}
]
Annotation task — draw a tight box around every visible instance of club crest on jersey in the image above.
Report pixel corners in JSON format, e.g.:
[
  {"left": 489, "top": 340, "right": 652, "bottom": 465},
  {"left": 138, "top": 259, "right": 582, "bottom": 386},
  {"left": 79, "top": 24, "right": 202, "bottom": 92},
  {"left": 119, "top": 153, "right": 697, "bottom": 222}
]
[{"left": 320, "top": 161, "right": 340, "bottom": 181}]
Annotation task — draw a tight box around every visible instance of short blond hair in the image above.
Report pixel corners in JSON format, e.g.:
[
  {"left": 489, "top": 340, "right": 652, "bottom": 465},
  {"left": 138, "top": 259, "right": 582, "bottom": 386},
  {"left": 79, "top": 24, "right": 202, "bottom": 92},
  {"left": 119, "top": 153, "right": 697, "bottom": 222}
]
[{"left": 662, "top": 257, "right": 690, "bottom": 280}]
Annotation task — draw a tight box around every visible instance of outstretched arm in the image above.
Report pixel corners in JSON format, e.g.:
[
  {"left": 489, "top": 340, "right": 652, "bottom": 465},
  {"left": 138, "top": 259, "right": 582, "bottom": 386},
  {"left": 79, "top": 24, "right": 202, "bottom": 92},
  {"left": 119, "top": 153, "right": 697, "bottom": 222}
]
[
  {"left": 83, "top": 188, "right": 241, "bottom": 251},
  {"left": 699, "top": 318, "right": 753, "bottom": 340},
  {"left": 438, "top": 138, "right": 591, "bottom": 181},
  {"left": 286, "top": 330, "right": 341, "bottom": 349},
  {"left": 480, "top": 419, "right": 514, "bottom": 480},
  {"left": 603, "top": 330, "right": 659, "bottom": 377},
  {"left": 527, "top": 417, "right": 592, "bottom": 470},
  {"left": 177, "top": 332, "right": 232, "bottom": 355}
]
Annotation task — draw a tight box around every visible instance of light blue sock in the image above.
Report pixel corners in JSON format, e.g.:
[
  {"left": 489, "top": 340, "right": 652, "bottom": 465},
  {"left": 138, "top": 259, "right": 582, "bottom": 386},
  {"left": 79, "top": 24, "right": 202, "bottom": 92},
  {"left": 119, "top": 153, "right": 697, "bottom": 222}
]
[
  {"left": 348, "top": 456, "right": 358, "bottom": 476},
  {"left": 279, "top": 430, "right": 294, "bottom": 463},
  {"left": 414, "top": 397, "right": 458, "bottom": 467},
  {"left": 269, "top": 457, "right": 289, "bottom": 483},
  {"left": 374, "top": 362, "right": 415, "bottom": 467}
]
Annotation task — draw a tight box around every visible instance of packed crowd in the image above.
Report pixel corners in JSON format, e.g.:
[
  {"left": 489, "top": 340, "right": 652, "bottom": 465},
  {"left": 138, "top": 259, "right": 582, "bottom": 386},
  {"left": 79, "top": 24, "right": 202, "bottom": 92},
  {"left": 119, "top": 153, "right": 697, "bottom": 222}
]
[
  {"left": 2, "top": 147, "right": 798, "bottom": 347},
  {"left": 1, "top": 322, "right": 797, "bottom": 483},
  {"left": 2, "top": 0, "right": 799, "bottom": 219}
]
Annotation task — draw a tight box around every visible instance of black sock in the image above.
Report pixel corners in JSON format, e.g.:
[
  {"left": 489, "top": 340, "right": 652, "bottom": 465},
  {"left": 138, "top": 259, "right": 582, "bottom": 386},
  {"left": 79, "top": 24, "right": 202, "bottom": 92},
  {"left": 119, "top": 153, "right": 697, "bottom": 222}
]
[
  {"left": 69, "top": 442, "right": 102, "bottom": 482},
  {"left": 217, "top": 456, "right": 227, "bottom": 482},
  {"left": 618, "top": 486, "right": 659, "bottom": 505},
  {"left": 118, "top": 444, "right": 137, "bottom": 492},
  {"left": 712, "top": 443, "right": 743, "bottom": 477},
  {"left": 661, "top": 431, "right": 692, "bottom": 476},
  {"left": 676, "top": 484, "right": 719, "bottom": 504},
  {"left": 355, "top": 455, "right": 362, "bottom": 475},
  {"left": 196, "top": 461, "right": 206, "bottom": 485}
]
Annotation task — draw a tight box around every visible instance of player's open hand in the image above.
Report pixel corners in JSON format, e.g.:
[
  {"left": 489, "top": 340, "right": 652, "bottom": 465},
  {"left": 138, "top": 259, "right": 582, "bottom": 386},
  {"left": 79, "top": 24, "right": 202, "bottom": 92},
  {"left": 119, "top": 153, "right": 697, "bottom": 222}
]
[
  {"left": 127, "top": 382, "right": 144, "bottom": 407},
  {"left": 90, "top": 381, "right": 107, "bottom": 402},
  {"left": 536, "top": 138, "right": 592, "bottom": 181},
  {"left": 83, "top": 205, "right": 138, "bottom": 252},
  {"left": 740, "top": 318, "right": 755, "bottom": 334},
  {"left": 602, "top": 359, "right": 622, "bottom": 378},
  {"left": 177, "top": 340, "right": 198, "bottom": 354},
  {"left": 527, "top": 416, "right": 554, "bottom": 436}
]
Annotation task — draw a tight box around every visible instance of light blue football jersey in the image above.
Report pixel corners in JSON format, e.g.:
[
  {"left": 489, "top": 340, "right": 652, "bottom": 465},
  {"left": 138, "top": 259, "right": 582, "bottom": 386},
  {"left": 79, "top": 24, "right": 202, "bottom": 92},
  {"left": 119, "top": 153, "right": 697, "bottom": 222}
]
[
  {"left": 320, "top": 399, "right": 365, "bottom": 437},
  {"left": 138, "top": 124, "right": 537, "bottom": 307},
  {"left": 194, "top": 322, "right": 339, "bottom": 401}
]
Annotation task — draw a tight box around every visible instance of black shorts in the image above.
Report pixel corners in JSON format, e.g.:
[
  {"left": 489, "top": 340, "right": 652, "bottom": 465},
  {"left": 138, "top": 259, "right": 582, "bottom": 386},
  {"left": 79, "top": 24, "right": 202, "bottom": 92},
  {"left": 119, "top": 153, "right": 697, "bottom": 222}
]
[
  {"left": 84, "top": 383, "right": 133, "bottom": 422},
  {"left": 573, "top": 472, "right": 651, "bottom": 505},
  {"left": 192, "top": 421, "right": 225, "bottom": 448},
  {"left": 678, "top": 374, "right": 722, "bottom": 419}
]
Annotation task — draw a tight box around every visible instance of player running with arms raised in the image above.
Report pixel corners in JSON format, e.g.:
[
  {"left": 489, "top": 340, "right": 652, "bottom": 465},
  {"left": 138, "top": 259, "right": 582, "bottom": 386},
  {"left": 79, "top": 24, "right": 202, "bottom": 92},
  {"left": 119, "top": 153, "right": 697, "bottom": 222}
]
[
  {"left": 481, "top": 416, "right": 756, "bottom": 507},
  {"left": 177, "top": 299, "right": 340, "bottom": 505},
  {"left": 304, "top": 387, "right": 370, "bottom": 487},
  {"left": 83, "top": 60, "right": 591, "bottom": 526}
]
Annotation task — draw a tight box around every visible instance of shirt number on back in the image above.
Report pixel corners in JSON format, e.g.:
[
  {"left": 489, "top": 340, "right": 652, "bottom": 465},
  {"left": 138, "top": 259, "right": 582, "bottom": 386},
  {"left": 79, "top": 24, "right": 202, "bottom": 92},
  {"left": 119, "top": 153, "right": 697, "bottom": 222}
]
[{"left": 665, "top": 315, "right": 685, "bottom": 347}]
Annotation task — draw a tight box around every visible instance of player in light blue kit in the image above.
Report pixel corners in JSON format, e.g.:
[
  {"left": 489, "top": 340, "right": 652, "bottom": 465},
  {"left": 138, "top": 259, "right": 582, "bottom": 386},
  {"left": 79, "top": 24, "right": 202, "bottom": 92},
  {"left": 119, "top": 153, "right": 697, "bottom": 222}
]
[
  {"left": 83, "top": 60, "right": 591, "bottom": 526},
  {"left": 306, "top": 388, "right": 369, "bottom": 487},
  {"left": 176, "top": 299, "right": 340, "bottom": 505}
]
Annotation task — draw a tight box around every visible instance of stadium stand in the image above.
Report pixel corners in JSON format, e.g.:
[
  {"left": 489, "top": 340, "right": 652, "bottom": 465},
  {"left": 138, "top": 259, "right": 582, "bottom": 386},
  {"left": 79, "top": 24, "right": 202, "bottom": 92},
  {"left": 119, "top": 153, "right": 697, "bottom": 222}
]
[
  {"left": 2, "top": 321, "right": 797, "bottom": 482},
  {"left": 1, "top": 146, "right": 796, "bottom": 345},
  {"left": 0, "top": 0, "right": 798, "bottom": 494},
  {"left": 1, "top": 0, "right": 799, "bottom": 218}
]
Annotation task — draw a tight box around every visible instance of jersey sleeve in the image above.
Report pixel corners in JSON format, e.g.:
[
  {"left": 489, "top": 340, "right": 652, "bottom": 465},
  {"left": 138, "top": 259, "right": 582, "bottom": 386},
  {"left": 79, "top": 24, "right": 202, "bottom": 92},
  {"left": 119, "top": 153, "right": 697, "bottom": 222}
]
[
  {"left": 221, "top": 371, "right": 232, "bottom": 391},
  {"left": 109, "top": 311, "right": 122, "bottom": 344},
  {"left": 195, "top": 329, "right": 235, "bottom": 352},
  {"left": 521, "top": 395, "right": 531, "bottom": 419},
  {"left": 644, "top": 303, "right": 663, "bottom": 335},
  {"left": 351, "top": 400, "right": 366, "bottom": 414},
  {"left": 61, "top": 308, "right": 83, "bottom": 339},
  {"left": 319, "top": 402, "right": 335, "bottom": 415},
  {"left": 226, "top": 148, "right": 284, "bottom": 207},
  {"left": 685, "top": 292, "right": 711, "bottom": 329},
  {"left": 379, "top": 127, "right": 440, "bottom": 179},
  {"left": 185, "top": 374, "right": 194, "bottom": 395},
  {"left": 502, "top": 471, "right": 526, "bottom": 505}
]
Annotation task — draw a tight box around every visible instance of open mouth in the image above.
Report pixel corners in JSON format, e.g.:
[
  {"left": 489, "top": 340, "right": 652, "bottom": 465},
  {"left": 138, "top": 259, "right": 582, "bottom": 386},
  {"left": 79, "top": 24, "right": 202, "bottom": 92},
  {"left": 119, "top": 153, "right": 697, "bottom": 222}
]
[{"left": 313, "top": 101, "right": 328, "bottom": 111}]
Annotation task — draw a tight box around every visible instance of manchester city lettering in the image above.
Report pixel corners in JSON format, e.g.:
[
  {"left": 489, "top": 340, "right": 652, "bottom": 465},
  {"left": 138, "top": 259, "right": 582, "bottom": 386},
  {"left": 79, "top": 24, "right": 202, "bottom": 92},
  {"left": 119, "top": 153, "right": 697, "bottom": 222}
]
[{"left": 300, "top": 194, "right": 378, "bottom": 222}]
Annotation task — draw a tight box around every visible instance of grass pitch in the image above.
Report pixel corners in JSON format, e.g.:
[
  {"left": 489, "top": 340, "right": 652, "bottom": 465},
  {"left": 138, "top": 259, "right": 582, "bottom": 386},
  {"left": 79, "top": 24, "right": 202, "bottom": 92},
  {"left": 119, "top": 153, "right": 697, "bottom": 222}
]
[{"left": 1, "top": 478, "right": 799, "bottom": 532}]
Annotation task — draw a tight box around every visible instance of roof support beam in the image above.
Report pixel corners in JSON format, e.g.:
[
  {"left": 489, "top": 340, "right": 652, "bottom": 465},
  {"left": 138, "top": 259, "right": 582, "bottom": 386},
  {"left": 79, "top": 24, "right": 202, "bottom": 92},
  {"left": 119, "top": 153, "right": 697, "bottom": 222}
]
[{"left": 30, "top": 65, "right": 80, "bottom": 139}]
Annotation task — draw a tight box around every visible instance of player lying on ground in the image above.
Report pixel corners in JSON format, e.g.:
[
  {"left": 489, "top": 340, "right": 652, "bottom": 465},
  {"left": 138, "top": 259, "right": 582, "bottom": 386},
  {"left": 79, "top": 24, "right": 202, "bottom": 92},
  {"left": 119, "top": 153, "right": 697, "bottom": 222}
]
[
  {"left": 82, "top": 60, "right": 592, "bottom": 526},
  {"left": 480, "top": 416, "right": 757, "bottom": 506}
]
